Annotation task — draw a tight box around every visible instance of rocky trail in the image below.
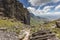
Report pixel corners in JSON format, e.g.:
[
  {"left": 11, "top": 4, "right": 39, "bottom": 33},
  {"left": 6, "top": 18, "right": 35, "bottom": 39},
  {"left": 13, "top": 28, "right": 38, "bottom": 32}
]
[{"left": 0, "top": 28, "right": 59, "bottom": 40}]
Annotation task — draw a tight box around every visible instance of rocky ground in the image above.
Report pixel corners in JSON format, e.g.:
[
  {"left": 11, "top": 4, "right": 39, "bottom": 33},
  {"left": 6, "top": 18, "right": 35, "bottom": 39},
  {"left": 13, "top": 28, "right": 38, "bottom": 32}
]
[
  {"left": 0, "top": 29, "right": 19, "bottom": 40},
  {"left": 30, "top": 29, "right": 60, "bottom": 40},
  {"left": 0, "top": 19, "right": 59, "bottom": 40},
  {"left": 0, "top": 29, "right": 59, "bottom": 40}
]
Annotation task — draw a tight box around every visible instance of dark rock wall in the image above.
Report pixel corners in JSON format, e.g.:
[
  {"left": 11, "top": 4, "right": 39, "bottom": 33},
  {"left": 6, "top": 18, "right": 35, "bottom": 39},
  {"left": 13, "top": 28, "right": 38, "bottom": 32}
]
[{"left": 0, "top": 0, "right": 30, "bottom": 25}]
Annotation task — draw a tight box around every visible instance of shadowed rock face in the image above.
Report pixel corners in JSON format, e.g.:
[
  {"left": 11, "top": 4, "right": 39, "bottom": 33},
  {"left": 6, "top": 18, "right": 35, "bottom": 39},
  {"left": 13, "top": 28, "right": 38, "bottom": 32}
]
[{"left": 0, "top": 0, "right": 30, "bottom": 25}]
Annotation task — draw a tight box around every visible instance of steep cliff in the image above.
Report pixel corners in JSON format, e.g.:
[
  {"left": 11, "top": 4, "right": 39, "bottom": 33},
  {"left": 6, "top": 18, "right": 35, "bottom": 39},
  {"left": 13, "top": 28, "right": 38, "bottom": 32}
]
[{"left": 0, "top": 0, "right": 30, "bottom": 25}]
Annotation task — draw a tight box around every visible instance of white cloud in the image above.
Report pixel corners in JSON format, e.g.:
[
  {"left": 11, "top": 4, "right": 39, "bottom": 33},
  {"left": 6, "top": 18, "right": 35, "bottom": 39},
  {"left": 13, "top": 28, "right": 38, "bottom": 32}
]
[
  {"left": 28, "top": 0, "right": 60, "bottom": 6},
  {"left": 55, "top": 5, "right": 60, "bottom": 10},
  {"left": 27, "top": 7, "right": 41, "bottom": 15},
  {"left": 43, "top": 6, "right": 53, "bottom": 13},
  {"left": 46, "top": 11, "right": 60, "bottom": 15},
  {"left": 27, "top": 6, "right": 53, "bottom": 15},
  {"left": 27, "top": 7, "right": 44, "bottom": 15},
  {"left": 28, "top": 0, "right": 51, "bottom": 6},
  {"left": 27, "top": 7, "right": 36, "bottom": 14},
  {"left": 27, "top": 7, "right": 60, "bottom": 16},
  {"left": 52, "top": 0, "right": 60, "bottom": 2},
  {"left": 54, "top": 11, "right": 60, "bottom": 14}
]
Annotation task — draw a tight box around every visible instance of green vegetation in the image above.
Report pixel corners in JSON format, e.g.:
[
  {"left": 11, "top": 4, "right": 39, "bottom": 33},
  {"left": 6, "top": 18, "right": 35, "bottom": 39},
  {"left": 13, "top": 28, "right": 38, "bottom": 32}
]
[
  {"left": 0, "top": 18, "right": 60, "bottom": 38},
  {"left": 30, "top": 18, "right": 44, "bottom": 27},
  {"left": 0, "top": 19, "right": 23, "bottom": 27},
  {"left": 0, "top": 19, "right": 26, "bottom": 34},
  {"left": 30, "top": 18, "right": 60, "bottom": 38}
]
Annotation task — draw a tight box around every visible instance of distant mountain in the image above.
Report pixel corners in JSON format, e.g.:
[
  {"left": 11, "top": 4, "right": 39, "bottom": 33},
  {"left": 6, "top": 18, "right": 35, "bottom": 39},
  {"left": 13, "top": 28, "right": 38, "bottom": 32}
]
[
  {"left": 30, "top": 13, "right": 50, "bottom": 26},
  {"left": 30, "top": 13, "right": 60, "bottom": 24},
  {"left": 39, "top": 14, "right": 60, "bottom": 21}
]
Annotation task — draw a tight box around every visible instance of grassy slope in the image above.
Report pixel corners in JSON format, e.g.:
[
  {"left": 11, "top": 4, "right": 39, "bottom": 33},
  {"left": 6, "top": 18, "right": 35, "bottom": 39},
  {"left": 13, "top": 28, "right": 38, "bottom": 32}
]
[
  {"left": 0, "top": 18, "right": 60, "bottom": 38},
  {"left": 30, "top": 18, "right": 60, "bottom": 38},
  {"left": 30, "top": 18, "right": 44, "bottom": 26},
  {"left": 0, "top": 19, "right": 26, "bottom": 34}
]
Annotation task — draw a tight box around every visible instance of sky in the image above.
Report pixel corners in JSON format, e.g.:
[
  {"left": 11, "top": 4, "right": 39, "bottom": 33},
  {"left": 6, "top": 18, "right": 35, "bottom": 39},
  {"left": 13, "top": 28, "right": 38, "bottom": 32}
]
[{"left": 19, "top": 0, "right": 60, "bottom": 19}]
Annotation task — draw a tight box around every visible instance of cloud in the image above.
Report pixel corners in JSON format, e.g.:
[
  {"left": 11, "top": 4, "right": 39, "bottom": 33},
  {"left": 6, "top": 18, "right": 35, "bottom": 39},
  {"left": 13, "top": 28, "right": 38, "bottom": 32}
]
[
  {"left": 27, "top": 7, "right": 44, "bottom": 15},
  {"left": 27, "top": 7, "right": 42, "bottom": 15},
  {"left": 28, "top": 0, "right": 60, "bottom": 6},
  {"left": 52, "top": 0, "right": 60, "bottom": 2},
  {"left": 27, "top": 7, "right": 36, "bottom": 13},
  {"left": 27, "top": 5, "right": 53, "bottom": 16},
  {"left": 46, "top": 11, "right": 60, "bottom": 15},
  {"left": 55, "top": 5, "right": 60, "bottom": 10},
  {"left": 28, "top": 0, "right": 51, "bottom": 6},
  {"left": 43, "top": 6, "right": 53, "bottom": 12},
  {"left": 53, "top": 11, "right": 60, "bottom": 14}
]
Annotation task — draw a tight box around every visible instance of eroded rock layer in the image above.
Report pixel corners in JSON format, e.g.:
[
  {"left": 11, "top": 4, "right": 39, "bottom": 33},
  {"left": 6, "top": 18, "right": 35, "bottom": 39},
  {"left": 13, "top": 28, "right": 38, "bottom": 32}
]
[{"left": 30, "top": 30, "right": 59, "bottom": 40}]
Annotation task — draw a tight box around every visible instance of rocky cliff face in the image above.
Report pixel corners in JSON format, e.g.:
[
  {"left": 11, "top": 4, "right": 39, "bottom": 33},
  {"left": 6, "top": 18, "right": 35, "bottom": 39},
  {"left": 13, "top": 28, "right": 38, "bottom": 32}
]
[{"left": 0, "top": 0, "right": 30, "bottom": 25}]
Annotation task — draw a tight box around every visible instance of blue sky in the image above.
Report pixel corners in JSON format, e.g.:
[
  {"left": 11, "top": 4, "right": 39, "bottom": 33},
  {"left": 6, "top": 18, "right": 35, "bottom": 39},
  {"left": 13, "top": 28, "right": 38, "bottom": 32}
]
[
  {"left": 19, "top": 0, "right": 30, "bottom": 7},
  {"left": 19, "top": 0, "right": 60, "bottom": 20}
]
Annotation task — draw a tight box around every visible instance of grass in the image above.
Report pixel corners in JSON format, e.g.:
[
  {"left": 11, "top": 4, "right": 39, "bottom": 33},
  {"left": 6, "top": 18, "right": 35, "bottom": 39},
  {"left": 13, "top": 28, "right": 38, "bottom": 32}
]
[
  {"left": 30, "top": 18, "right": 44, "bottom": 27},
  {"left": 0, "top": 19, "right": 25, "bottom": 34},
  {"left": 30, "top": 18, "right": 60, "bottom": 38},
  {"left": 0, "top": 18, "right": 60, "bottom": 38}
]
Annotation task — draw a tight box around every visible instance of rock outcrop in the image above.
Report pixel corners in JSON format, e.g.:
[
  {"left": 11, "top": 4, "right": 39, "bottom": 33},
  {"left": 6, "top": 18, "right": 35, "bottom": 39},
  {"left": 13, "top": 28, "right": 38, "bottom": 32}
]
[
  {"left": 0, "top": 0, "right": 30, "bottom": 25},
  {"left": 0, "top": 29, "right": 19, "bottom": 40},
  {"left": 56, "top": 21, "right": 60, "bottom": 28},
  {"left": 30, "top": 30, "right": 59, "bottom": 40}
]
